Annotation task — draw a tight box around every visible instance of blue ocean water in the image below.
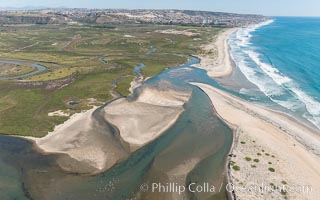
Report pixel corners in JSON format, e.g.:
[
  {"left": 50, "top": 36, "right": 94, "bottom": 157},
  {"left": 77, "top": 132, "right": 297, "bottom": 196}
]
[{"left": 229, "top": 17, "right": 320, "bottom": 129}]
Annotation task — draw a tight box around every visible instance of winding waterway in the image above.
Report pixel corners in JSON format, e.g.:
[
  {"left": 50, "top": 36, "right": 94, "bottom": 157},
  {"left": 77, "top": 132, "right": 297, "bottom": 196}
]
[
  {"left": 0, "top": 60, "right": 47, "bottom": 80},
  {"left": 0, "top": 55, "right": 235, "bottom": 200}
]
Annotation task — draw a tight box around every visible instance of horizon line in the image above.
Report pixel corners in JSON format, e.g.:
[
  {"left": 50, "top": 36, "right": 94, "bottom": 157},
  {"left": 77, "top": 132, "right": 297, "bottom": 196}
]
[{"left": 0, "top": 6, "right": 320, "bottom": 17}]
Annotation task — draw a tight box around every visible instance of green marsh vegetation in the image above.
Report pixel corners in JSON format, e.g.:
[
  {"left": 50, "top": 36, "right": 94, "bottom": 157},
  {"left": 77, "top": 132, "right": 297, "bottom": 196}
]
[
  {"left": 0, "top": 63, "right": 37, "bottom": 77},
  {"left": 0, "top": 24, "right": 222, "bottom": 136}
]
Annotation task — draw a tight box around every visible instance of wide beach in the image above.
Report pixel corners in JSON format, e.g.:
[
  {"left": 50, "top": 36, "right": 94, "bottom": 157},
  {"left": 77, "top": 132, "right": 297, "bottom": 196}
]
[{"left": 193, "top": 22, "right": 320, "bottom": 199}]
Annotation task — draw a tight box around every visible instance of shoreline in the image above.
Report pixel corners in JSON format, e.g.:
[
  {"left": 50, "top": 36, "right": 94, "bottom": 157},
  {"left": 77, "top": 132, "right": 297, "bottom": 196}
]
[
  {"left": 194, "top": 28, "right": 238, "bottom": 78},
  {"left": 191, "top": 22, "right": 320, "bottom": 199},
  {"left": 192, "top": 82, "right": 320, "bottom": 199},
  {"left": 6, "top": 19, "right": 319, "bottom": 199}
]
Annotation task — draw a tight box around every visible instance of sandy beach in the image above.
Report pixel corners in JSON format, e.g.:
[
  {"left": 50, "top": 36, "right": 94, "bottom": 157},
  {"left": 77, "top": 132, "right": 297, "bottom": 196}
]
[
  {"left": 195, "top": 28, "right": 238, "bottom": 78},
  {"left": 192, "top": 82, "right": 320, "bottom": 200},
  {"left": 193, "top": 26, "right": 320, "bottom": 199}
]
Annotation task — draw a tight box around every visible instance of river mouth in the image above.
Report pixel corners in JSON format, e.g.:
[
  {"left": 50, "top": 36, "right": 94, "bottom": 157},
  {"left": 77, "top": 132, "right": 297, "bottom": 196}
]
[{"left": 0, "top": 57, "right": 233, "bottom": 200}]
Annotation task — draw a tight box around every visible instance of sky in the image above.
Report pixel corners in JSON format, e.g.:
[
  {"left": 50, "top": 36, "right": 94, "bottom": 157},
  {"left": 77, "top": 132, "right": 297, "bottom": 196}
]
[{"left": 0, "top": 0, "right": 319, "bottom": 17}]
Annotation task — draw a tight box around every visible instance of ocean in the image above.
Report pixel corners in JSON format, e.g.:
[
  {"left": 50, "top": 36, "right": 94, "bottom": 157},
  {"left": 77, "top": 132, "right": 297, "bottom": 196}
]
[{"left": 228, "top": 17, "right": 320, "bottom": 130}]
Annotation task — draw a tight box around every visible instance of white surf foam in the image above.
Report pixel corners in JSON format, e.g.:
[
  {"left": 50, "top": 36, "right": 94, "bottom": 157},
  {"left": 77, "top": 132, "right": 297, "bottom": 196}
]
[
  {"left": 236, "top": 20, "right": 274, "bottom": 47},
  {"left": 229, "top": 19, "right": 320, "bottom": 129},
  {"left": 245, "top": 50, "right": 320, "bottom": 129},
  {"left": 245, "top": 50, "right": 292, "bottom": 85}
]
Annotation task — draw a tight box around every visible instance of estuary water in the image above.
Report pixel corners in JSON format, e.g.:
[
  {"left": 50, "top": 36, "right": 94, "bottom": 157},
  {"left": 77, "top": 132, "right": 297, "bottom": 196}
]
[{"left": 0, "top": 56, "right": 234, "bottom": 200}]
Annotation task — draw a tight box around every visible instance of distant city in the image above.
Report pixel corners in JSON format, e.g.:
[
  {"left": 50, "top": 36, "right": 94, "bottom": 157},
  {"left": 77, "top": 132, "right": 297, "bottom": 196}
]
[{"left": 0, "top": 8, "right": 268, "bottom": 27}]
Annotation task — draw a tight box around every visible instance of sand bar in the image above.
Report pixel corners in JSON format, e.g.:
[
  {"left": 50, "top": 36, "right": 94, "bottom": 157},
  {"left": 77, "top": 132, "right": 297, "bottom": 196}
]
[
  {"left": 103, "top": 87, "right": 191, "bottom": 151},
  {"left": 26, "top": 86, "right": 191, "bottom": 174},
  {"left": 25, "top": 107, "right": 129, "bottom": 174}
]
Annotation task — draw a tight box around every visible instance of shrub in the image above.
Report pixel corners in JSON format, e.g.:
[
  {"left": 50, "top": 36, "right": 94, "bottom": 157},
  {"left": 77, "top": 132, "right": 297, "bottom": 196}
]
[
  {"left": 253, "top": 159, "right": 259, "bottom": 163},
  {"left": 268, "top": 168, "right": 275, "bottom": 172},
  {"left": 232, "top": 165, "right": 240, "bottom": 171},
  {"left": 280, "top": 189, "right": 287, "bottom": 195},
  {"left": 245, "top": 157, "right": 252, "bottom": 161}
]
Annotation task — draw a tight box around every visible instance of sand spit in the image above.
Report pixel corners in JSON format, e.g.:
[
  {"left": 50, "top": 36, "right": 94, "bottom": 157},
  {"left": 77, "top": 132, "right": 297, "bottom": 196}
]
[
  {"left": 27, "top": 87, "right": 190, "bottom": 174},
  {"left": 27, "top": 108, "right": 129, "bottom": 174},
  {"left": 103, "top": 87, "right": 191, "bottom": 152},
  {"left": 195, "top": 28, "right": 237, "bottom": 78},
  {"left": 192, "top": 83, "right": 320, "bottom": 200}
]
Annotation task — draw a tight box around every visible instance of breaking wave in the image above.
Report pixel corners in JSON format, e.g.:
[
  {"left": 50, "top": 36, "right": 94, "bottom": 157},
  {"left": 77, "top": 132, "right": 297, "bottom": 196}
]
[{"left": 228, "top": 19, "right": 320, "bottom": 129}]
